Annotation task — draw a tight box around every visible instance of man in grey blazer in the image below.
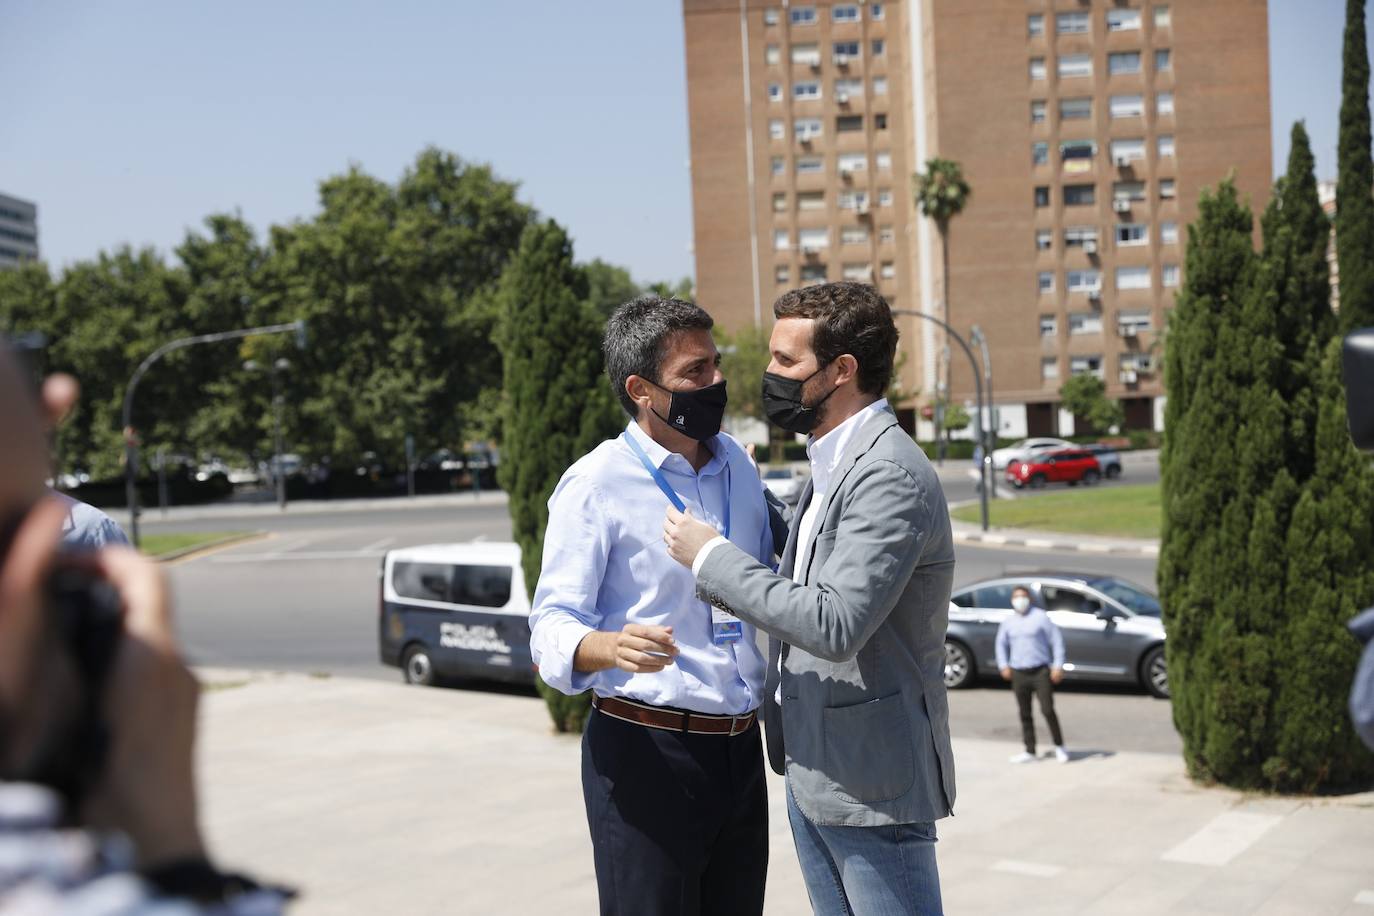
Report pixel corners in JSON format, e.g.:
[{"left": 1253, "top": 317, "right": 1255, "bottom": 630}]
[{"left": 664, "top": 282, "right": 955, "bottom": 915}]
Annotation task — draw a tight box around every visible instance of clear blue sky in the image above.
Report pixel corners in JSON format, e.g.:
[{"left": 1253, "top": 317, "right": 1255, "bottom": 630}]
[{"left": 0, "top": 1, "right": 1366, "bottom": 284}]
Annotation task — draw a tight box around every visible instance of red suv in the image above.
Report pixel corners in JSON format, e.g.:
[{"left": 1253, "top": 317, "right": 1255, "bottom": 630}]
[{"left": 1006, "top": 448, "right": 1102, "bottom": 489}]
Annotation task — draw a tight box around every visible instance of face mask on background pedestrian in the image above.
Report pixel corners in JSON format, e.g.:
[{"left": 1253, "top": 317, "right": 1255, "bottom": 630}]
[
  {"left": 1012, "top": 594, "right": 1031, "bottom": 615},
  {"left": 645, "top": 378, "right": 728, "bottom": 442},
  {"left": 761, "top": 364, "right": 838, "bottom": 435}
]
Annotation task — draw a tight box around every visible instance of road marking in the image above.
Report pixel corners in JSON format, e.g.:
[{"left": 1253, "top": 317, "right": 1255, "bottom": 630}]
[
  {"left": 1160, "top": 812, "right": 1282, "bottom": 867},
  {"left": 981, "top": 534, "right": 1008, "bottom": 545},
  {"left": 358, "top": 537, "right": 396, "bottom": 553},
  {"left": 1078, "top": 543, "right": 1113, "bottom": 553},
  {"left": 1024, "top": 539, "right": 1056, "bottom": 549},
  {"left": 1354, "top": 890, "right": 1374, "bottom": 906},
  {"left": 990, "top": 860, "right": 1064, "bottom": 878}
]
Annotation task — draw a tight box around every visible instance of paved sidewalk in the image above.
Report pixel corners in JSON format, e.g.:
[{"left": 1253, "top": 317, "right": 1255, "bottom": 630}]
[
  {"left": 110, "top": 490, "right": 507, "bottom": 526},
  {"left": 196, "top": 671, "right": 1374, "bottom": 915}
]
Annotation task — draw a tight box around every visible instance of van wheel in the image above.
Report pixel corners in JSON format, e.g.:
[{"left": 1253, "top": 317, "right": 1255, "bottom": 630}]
[{"left": 403, "top": 645, "right": 437, "bottom": 687}]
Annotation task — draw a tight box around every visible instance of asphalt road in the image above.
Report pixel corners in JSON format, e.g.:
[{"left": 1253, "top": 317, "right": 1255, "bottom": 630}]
[{"left": 161, "top": 491, "right": 1178, "bottom": 755}]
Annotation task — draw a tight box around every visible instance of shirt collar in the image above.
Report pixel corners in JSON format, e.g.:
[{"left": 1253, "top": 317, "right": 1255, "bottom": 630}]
[
  {"left": 807, "top": 398, "right": 889, "bottom": 493},
  {"left": 624, "top": 419, "right": 726, "bottom": 477}
]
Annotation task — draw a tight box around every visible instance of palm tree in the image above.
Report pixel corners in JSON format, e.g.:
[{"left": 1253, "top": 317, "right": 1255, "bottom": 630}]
[{"left": 914, "top": 158, "right": 971, "bottom": 458}]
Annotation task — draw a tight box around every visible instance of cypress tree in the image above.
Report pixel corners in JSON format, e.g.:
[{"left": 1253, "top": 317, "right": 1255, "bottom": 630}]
[
  {"left": 1337, "top": 0, "right": 1374, "bottom": 332},
  {"left": 496, "top": 219, "right": 621, "bottom": 732}
]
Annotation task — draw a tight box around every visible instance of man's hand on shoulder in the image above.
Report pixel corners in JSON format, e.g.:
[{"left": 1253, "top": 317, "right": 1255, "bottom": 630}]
[{"left": 575, "top": 624, "right": 679, "bottom": 674}]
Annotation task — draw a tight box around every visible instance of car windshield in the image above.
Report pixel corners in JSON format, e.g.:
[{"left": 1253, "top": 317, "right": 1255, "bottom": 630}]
[
  {"left": 1089, "top": 578, "right": 1161, "bottom": 616},
  {"left": 763, "top": 469, "right": 792, "bottom": 479}
]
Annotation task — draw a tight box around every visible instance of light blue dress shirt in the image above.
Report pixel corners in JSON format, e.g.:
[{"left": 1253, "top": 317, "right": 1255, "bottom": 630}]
[
  {"left": 528, "top": 420, "right": 774, "bottom": 715},
  {"left": 53, "top": 490, "right": 130, "bottom": 550},
  {"left": 994, "top": 606, "right": 1066, "bottom": 671}
]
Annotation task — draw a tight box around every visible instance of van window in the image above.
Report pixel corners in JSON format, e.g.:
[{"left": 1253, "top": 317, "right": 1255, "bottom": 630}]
[{"left": 393, "top": 562, "right": 513, "bottom": 608}]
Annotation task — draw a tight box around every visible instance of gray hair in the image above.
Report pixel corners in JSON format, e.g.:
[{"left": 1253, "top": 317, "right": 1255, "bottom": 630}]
[{"left": 603, "top": 296, "right": 714, "bottom": 418}]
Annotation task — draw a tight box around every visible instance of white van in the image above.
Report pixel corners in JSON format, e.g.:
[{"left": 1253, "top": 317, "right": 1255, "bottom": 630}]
[{"left": 378, "top": 542, "right": 534, "bottom": 687}]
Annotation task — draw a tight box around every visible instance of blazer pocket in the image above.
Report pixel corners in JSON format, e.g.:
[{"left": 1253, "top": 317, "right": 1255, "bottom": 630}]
[{"left": 822, "top": 693, "right": 915, "bottom": 804}]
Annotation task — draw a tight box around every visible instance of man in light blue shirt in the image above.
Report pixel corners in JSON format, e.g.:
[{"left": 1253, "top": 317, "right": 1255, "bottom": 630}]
[
  {"left": 996, "top": 586, "right": 1070, "bottom": 763},
  {"left": 528, "top": 296, "right": 776, "bottom": 916}
]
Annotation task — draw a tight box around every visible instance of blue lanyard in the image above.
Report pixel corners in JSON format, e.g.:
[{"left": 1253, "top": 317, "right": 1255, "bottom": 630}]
[{"left": 623, "top": 432, "right": 731, "bottom": 540}]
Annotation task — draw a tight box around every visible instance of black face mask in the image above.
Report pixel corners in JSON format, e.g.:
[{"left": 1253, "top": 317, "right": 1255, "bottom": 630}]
[
  {"left": 645, "top": 378, "right": 728, "bottom": 442},
  {"left": 762, "top": 364, "right": 838, "bottom": 435}
]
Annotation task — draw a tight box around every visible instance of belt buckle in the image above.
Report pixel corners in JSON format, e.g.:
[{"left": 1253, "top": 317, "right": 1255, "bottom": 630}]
[{"left": 730, "top": 713, "right": 747, "bottom": 736}]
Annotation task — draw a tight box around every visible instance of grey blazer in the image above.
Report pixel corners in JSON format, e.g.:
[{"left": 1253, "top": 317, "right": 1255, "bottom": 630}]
[{"left": 697, "top": 408, "right": 956, "bottom": 827}]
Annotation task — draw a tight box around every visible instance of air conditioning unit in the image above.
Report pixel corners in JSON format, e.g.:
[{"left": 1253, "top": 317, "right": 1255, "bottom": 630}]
[
  {"left": 800, "top": 135, "right": 814, "bottom": 146},
  {"left": 1138, "top": 357, "right": 1155, "bottom": 372},
  {"left": 1083, "top": 240, "right": 1099, "bottom": 254},
  {"left": 1088, "top": 290, "right": 1103, "bottom": 303},
  {"left": 1115, "top": 155, "right": 1132, "bottom": 167},
  {"left": 1120, "top": 325, "right": 1138, "bottom": 337},
  {"left": 840, "top": 169, "right": 854, "bottom": 182},
  {"left": 1113, "top": 198, "right": 1132, "bottom": 213},
  {"left": 837, "top": 92, "right": 850, "bottom": 104},
  {"left": 834, "top": 54, "right": 851, "bottom": 67},
  {"left": 1120, "top": 370, "right": 1139, "bottom": 384},
  {"left": 810, "top": 59, "right": 822, "bottom": 71},
  {"left": 801, "top": 244, "right": 822, "bottom": 255},
  {"left": 856, "top": 201, "right": 871, "bottom": 215}
]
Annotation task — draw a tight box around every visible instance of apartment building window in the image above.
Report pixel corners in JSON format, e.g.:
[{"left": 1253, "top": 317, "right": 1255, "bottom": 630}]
[
  {"left": 773, "top": 192, "right": 787, "bottom": 212},
  {"left": 871, "top": 4, "right": 884, "bottom": 21},
  {"left": 1155, "top": 6, "right": 1171, "bottom": 28},
  {"left": 874, "top": 113, "right": 888, "bottom": 129},
  {"left": 877, "top": 189, "right": 893, "bottom": 207},
  {"left": 880, "top": 262, "right": 896, "bottom": 279},
  {"left": 797, "top": 156, "right": 824, "bottom": 174},
  {"left": 1065, "top": 226, "right": 1099, "bottom": 247},
  {"left": 801, "top": 265, "right": 827, "bottom": 283},
  {"left": 1158, "top": 135, "right": 1176, "bottom": 157},
  {"left": 843, "top": 263, "right": 873, "bottom": 281},
  {"left": 838, "top": 152, "right": 867, "bottom": 174},
  {"left": 799, "top": 227, "right": 829, "bottom": 251},
  {"left": 873, "top": 77, "right": 888, "bottom": 95},
  {"left": 835, "top": 78, "right": 864, "bottom": 98},
  {"left": 1040, "top": 315, "right": 1058, "bottom": 336},
  {"left": 775, "top": 265, "right": 790, "bottom": 283},
  {"left": 1110, "top": 94, "right": 1145, "bottom": 118},
  {"left": 872, "top": 39, "right": 885, "bottom": 55},
  {"left": 1036, "top": 228, "right": 1053, "bottom": 250},
  {"left": 1032, "top": 142, "right": 1049, "bottom": 166},
  {"left": 833, "top": 5, "right": 861, "bottom": 23},
  {"left": 1061, "top": 139, "right": 1096, "bottom": 174},
  {"left": 841, "top": 226, "right": 870, "bottom": 244},
  {"left": 764, "top": 8, "right": 779, "bottom": 25},
  {"left": 1068, "top": 270, "right": 1103, "bottom": 293},
  {"left": 1028, "top": 14, "right": 1045, "bottom": 37},
  {"left": 1118, "top": 310, "right": 1152, "bottom": 335},
  {"left": 1042, "top": 358, "right": 1061, "bottom": 381},
  {"left": 1155, "top": 49, "right": 1172, "bottom": 71},
  {"left": 792, "top": 43, "right": 821, "bottom": 65},
  {"left": 1031, "top": 100, "right": 1047, "bottom": 123},
  {"left": 838, "top": 191, "right": 871, "bottom": 210},
  {"left": 1070, "top": 355, "right": 1104, "bottom": 377},
  {"left": 770, "top": 119, "right": 785, "bottom": 140},
  {"left": 1060, "top": 97, "right": 1092, "bottom": 120},
  {"left": 774, "top": 230, "right": 790, "bottom": 251},
  {"left": 1107, "top": 9, "right": 1142, "bottom": 31},
  {"left": 1156, "top": 92, "right": 1175, "bottom": 116},
  {"left": 1030, "top": 58, "right": 1047, "bottom": 81},
  {"left": 794, "top": 82, "right": 822, "bottom": 101},
  {"left": 833, "top": 41, "right": 861, "bottom": 61},
  {"left": 1110, "top": 138, "right": 1147, "bottom": 163},
  {"left": 771, "top": 156, "right": 785, "bottom": 176},
  {"left": 1116, "top": 223, "right": 1149, "bottom": 246},
  {"left": 1114, "top": 181, "right": 1147, "bottom": 201},
  {"left": 1069, "top": 313, "right": 1104, "bottom": 334},
  {"left": 795, "top": 118, "right": 824, "bottom": 140},
  {"left": 1163, "top": 264, "right": 1180, "bottom": 287},
  {"left": 1039, "top": 271, "right": 1056, "bottom": 294},
  {"left": 1065, "top": 184, "right": 1096, "bottom": 206},
  {"left": 797, "top": 191, "right": 826, "bottom": 211},
  {"left": 878, "top": 226, "right": 895, "bottom": 243},
  {"left": 766, "top": 45, "right": 781, "bottom": 65},
  {"left": 1057, "top": 11, "right": 1090, "bottom": 34},
  {"left": 1059, "top": 55, "right": 1093, "bottom": 79},
  {"left": 875, "top": 152, "right": 892, "bottom": 171},
  {"left": 1035, "top": 186, "right": 1051, "bottom": 207},
  {"left": 1117, "top": 266, "right": 1152, "bottom": 290},
  {"left": 1161, "top": 221, "right": 1178, "bottom": 244},
  {"left": 1160, "top": 179, "right": 1177, "bottom": 199},
  {"left": 769, "top": 83, "right": 783, "bottom": 102},
  {"left": 1109, "top": 52, "right": 1142, "bottom": 75},
  {"left": 837, "top": 115, "right": 864, "bottom": 132},
  {"left": 791, "top": 7, "right": 817, "bottom": 26}
]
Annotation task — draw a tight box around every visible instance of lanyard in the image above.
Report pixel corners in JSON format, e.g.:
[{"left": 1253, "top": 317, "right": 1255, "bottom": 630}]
[{"left": 623, "top": 432, "right": 731, "bottom": 540}]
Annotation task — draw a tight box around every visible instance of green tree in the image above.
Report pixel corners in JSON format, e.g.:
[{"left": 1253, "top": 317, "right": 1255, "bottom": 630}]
[
  {"left": 914, "top": 158, "right": 971, "bottom": 448},
  {"left": 1337, "top": 0, "right": 1374, "bottom": 332},
  {"left": 719, "top": 322, "right": 773, "bottom": 424},
  {"left": 647, "top": 277, "right": 695, "bottom": 301},
  {"left": 496, "top": 219, "right": 621, "bottom": 733},
  {"left": 583, "top": 258, "right": 642, "bottom": 320},
  {"left": 1057, "top": 373, "right": 1124, "bottom": 435}
]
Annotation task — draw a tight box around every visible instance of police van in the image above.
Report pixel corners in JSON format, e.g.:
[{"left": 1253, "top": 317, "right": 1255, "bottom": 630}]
[{"left": 378, "top": 542, "right": 534, "bottom": 687}]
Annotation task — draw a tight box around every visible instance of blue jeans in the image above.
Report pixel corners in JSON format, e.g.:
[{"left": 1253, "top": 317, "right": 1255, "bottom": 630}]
[{"left": 786, "top": 781, "right": 942, "bottom": 916}]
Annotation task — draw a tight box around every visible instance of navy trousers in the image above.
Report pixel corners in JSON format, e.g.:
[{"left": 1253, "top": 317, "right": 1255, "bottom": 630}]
[{"left": 581, "top": 707, "right": 769, "bottom": 916}]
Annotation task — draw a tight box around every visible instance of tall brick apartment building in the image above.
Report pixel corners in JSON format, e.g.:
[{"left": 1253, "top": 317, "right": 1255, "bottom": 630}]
[{"left": 682, "top": 0, "right": 1271, "bottom": 436}]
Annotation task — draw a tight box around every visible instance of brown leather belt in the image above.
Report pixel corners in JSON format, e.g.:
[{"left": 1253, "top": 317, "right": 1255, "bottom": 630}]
[{"left": 592, "top": 695, "right": 757, "bottom": 737}]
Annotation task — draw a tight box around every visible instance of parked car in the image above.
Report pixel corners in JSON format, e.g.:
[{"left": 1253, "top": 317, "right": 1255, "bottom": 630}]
[
  {"left": 1005, "top": 448, "right": 1101, "bottom": 489},
  {"left": 1082, "top": 443, "right": 1123, "bottom": 479},
  {"left": 991, "top": 437, "right": 1072, "bottom": 471},
  {"left": 762, "top": 465, "right": 805, "bottom": 505},
  {"left": 378, "top": 542, "right": 534, "bottom": 687},
  {"left": 944, "top": 572, "right": 1168, "bottom": 698}
]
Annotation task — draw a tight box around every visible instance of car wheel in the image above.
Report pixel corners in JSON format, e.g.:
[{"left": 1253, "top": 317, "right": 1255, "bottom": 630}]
[
  {"left": 943, "top": 639, "right": 976, "bottom": 689},
  {"left": 1141, "top": 646, "right": 1169, "bottom": 699},
  {"left": 1106, "top": 464, "right": 1122, "bottom": 479},
  {"left": 1082, "top": 469, "right": 1101, "bottom": 485},
  {"left": 1029, "top": 473, "right": 1048, "bottom": 489},
  {"left": 403, "top": 644, "right": 437, "bottom": 687}
]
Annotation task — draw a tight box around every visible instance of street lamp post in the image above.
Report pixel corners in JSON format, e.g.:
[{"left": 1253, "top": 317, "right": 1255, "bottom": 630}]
[
  {"left": 122, "top": 320, "right": 305, "bottom": 548},
  {"left": 891, "top": 309, "right": 990, "bottom": 531},
  {"left": 244, "top": 357, "right": 291, "bottom": 511},
  {"left": 970, "top": 325, "right": 997, "bottom": 499}
]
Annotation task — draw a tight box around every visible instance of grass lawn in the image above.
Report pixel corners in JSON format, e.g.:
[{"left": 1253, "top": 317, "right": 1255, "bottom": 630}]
[
  {"left": 953, "top": 483, "right": 1161, "bottom": 540},
  {"left": 139, "top": 531, "right": 251, "bottom": 558}
]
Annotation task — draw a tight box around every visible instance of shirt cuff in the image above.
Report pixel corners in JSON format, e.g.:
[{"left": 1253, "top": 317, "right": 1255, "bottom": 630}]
[
  {"left": 534, "top": 620, "right": 597, "bottom": 695},
  {"left": 692, "top": 536, "right": 731, "bottom": 577}
]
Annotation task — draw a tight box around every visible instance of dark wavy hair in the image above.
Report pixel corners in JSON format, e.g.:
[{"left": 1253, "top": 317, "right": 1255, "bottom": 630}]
[
  {"left": 772, "top": 282, "right": 898, "bottom": 396},
  {"left": 603, "top": 296, "right": 714, "bottom": 418}
]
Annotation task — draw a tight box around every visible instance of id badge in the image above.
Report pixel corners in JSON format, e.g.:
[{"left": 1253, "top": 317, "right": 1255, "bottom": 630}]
[{"left": 712, "top": 606, "right": 743, "bottom": 644}]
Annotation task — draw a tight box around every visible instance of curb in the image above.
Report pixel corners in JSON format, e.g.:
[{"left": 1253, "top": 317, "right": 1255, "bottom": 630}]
[
  {"left": 151, "top": 531, "right": 269, "bottom": 564},
  {"left": 952, "top": 526, "right": 1160, "bottom": 557}
]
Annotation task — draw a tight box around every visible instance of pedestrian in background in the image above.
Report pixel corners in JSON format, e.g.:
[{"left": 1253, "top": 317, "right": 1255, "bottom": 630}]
[{"left": 996, "top": 585, "right": 1070, "bottom": 764}]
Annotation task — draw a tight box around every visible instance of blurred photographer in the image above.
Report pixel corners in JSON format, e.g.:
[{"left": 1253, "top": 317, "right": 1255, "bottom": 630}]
[{"left": 0, "top": 345, "right": 287, "bottom": 913}]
